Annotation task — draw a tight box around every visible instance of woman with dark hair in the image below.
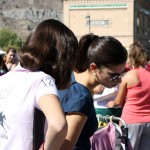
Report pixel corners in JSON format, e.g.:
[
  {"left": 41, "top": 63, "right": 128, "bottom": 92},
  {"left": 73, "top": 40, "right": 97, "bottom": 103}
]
[
  {"left": 58, "top": 34, "right": 127, "bottom": 150},
  {"left": 0, "top": 19, "right": 78, "bottom": 150}
]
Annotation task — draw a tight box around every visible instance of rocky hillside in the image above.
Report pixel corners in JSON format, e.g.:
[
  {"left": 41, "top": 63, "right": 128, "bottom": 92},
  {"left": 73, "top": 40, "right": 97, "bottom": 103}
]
[{"left": 0, "top": 0, "right": 63, "bottom": 40}]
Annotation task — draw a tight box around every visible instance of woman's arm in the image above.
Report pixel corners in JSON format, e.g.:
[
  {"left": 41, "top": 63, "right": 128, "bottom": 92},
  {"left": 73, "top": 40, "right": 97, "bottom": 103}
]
[
  {"left": 107, "top": 76, "right": 128, "bottom": 108},
  {"left": 38, "top": 94, "right": 68, "bottom": 150},
  {"left": 107, "top": 70, "right": 139, "bottom": 108},
  {"left": 93, "top": 84, "right": 105, "bottom": 94},
  {"left": 60, "top": 112, "right": 87, "bottom": 150}
]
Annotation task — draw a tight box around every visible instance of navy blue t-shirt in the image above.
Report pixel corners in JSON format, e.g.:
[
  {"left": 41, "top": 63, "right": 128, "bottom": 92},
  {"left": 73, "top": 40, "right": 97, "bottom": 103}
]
[{"left": 58, "top": 75, "right": 98, "bottom": 150}]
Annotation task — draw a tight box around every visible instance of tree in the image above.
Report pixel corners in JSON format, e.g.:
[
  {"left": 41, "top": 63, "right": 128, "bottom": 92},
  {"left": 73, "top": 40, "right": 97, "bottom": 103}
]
[{"left": 0, "top": 28, "right": 23, "bottom": 51}]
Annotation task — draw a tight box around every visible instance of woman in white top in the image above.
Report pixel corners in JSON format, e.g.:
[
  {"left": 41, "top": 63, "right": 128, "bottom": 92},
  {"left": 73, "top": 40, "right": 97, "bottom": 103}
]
[{"left": 0, "top": 19, "right": 78, "bottom": 150}]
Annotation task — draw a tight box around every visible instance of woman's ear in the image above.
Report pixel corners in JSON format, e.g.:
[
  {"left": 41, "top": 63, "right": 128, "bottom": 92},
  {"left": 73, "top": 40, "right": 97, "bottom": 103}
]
[{"left": 90, "top": 63, "right": 97, "bottom": 73}]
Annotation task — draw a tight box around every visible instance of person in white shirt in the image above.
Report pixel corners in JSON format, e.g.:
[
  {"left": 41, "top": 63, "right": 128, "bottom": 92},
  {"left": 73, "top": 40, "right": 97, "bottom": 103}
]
[
  {"left": 0, "top": 19, "right": 78, "bottom": 150},
  {"left": 93, "top": 85, "right": 121, "bottom": 126}
]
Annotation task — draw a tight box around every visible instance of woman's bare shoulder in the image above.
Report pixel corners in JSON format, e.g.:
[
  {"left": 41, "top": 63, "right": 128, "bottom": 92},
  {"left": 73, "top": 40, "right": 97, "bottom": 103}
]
[{"left": 123, "top": 69, "right": 139, "bottom": 87}]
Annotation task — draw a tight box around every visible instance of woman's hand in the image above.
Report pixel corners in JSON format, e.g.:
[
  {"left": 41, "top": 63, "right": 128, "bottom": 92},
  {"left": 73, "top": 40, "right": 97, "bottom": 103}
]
[{"left": 107, "top": 101, "right": 116, "bottom": 108}]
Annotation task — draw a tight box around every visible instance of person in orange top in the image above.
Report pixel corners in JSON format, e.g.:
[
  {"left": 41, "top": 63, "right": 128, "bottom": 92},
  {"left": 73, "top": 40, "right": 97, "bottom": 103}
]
[{"left": 107, "top": 42, "right": 150, "bottom": 150}]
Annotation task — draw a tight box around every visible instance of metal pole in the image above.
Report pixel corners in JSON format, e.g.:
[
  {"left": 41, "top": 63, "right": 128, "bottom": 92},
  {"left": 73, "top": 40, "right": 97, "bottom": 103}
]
[
  {"left": 89, "top": 15, "right": 91, "bottom": 33},
  {"left": 86, "top": 15, "right": 91, "bottom": 33}
]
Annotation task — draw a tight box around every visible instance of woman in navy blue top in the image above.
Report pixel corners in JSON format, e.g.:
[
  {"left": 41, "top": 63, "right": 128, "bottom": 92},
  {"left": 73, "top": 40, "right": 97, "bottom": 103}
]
[
  {"left": 59, "top": 74, "right": 98, "bottom": 149},
  {"left": 59, "top": 34, "right": 128, "bottom": 150}
]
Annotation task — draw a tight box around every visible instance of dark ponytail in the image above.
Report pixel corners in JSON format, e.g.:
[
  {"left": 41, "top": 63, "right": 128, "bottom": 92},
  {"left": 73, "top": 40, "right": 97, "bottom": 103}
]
[
  {"left": 75, "top": 34, "right": 127, "bottom": 73},
  {"left": 75, "top": 34, "right": 98, "bottom": 72}
]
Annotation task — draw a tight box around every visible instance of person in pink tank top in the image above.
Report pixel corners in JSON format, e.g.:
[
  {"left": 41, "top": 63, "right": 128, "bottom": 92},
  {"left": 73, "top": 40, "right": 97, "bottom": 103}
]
[{"left": 107, "top": 42, "right": 150, "bottom": 150}]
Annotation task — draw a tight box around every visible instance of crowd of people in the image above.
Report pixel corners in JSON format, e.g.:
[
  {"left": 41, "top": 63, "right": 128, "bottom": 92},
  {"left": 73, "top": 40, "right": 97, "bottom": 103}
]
[{"left": 0, "top": 18, "right": 150, "bottom": 150}]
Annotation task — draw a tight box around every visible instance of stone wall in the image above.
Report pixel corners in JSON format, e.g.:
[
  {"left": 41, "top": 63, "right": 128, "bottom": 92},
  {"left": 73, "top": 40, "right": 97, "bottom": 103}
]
[{"left": 0, "top": 0, "right": 63, "bottom": 40}]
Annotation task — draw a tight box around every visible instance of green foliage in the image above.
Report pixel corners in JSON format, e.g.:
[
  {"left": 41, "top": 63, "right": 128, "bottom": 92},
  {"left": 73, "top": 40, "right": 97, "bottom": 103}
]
[{"left": 0, "top": 28, "right": 23, "bottom": 51}]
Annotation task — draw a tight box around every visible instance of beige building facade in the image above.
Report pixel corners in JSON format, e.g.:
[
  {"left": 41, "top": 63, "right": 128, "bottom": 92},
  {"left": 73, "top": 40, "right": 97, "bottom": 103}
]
[{"left": 63, "top": 0, "right": 150, "bottom": 51}]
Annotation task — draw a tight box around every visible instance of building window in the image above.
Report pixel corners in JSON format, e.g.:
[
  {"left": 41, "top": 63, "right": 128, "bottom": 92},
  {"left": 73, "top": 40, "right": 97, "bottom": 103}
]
[
  {"left": 148, "top": 16, "right": 150, "bottom": 36},
  {"left": 143, "top": 14, "right": 145, "bottom": 34},
  {"left": 136, "top": 12, "right": 139, "bottom": 34}
]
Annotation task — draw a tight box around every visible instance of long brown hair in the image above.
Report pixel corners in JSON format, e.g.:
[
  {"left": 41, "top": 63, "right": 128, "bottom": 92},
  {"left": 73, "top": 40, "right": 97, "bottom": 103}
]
[{"left": 19, "top": 19, "right": 78, "bottom": 89}]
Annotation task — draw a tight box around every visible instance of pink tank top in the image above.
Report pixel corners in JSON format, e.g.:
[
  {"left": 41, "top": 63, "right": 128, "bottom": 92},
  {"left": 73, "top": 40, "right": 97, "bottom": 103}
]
[{"left": 121, "top": 68, "right": 150, "bottom": 124}]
